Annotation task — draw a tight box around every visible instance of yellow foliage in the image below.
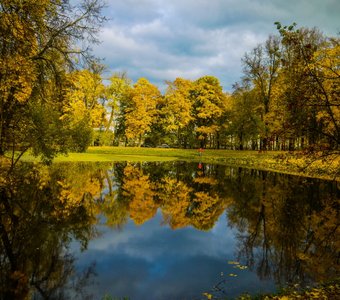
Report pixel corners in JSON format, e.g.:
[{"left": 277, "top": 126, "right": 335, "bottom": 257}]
[
  {"left": 162, "top": 77, "right": 193, "bottom": 132},
  {"left": 193, "top": 177, "right": 218, "bottom": 185},
  {"left": 65, "top": 70, "right": 106, "bottom": 128},
  {"left": 159, "top": 177, "right": 192, "bottom": 229},
  {"left": 202, "top": 292, "right": 213, "bottom": 299},
  {"left": 124, "top": 78, "right": 161, "bottom": 141},
  {"left": 122, "top": 164, "right": 158, "bottom": 225}
]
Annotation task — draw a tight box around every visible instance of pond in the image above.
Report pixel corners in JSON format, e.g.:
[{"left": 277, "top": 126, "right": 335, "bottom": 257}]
[{"left": 0, "top": 161, "right": 339, "bottom": 299}]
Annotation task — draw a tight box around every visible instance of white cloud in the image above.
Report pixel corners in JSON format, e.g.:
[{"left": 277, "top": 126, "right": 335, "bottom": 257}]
[{"left": 94, "top": 0, "right": 339, "bottom": 91}]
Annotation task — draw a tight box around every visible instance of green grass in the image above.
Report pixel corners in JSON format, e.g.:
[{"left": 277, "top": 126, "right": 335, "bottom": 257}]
[{"left": 18, "top": 146, "right": 339, "bottom": 180}]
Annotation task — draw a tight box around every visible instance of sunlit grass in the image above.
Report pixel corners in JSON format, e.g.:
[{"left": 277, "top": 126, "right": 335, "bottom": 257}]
[
  {"left": 18, "top": 146, "right": 339, "bottom": 180},
  {"left": 22, "top": 152, "right": 176, "bottom": 162}
]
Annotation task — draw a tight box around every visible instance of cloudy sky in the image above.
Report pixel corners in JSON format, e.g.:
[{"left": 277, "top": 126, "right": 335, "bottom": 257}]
[{"left": 94, "top": 0, "right": 339, "bottom": 92}]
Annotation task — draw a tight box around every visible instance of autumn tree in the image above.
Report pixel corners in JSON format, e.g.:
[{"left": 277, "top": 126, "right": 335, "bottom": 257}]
[
  {"left": 0, "top": 0, "right": 105, "bottom": 163},
  {"left": 104, "top": 72, "right": 132, "bottom": 146},
  {"left": 190, "top": 76, "right": 228, "bottom": 148},
  {"left": 64, "top": 65, "right": 106, "bottom": 151},
  {"left": 311, "top": 39, "right": 340, "bottom": 150},
  {"left": 242, "top": 35, "right": 281, "bottom": 150},
  {"left": 120, "top": 78, "right": 162, "bottom": 146},
  {"left": 277, "top": 23, "right": 340, "bottom": 151},
  {"left": 160, "top": 78, "right": 194, "bottom": 147},
  {"left": 229, "top": 81, "right": 262, "bottom": 150}
]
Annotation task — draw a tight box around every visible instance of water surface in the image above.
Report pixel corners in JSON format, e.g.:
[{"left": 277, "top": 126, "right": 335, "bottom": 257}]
[{"left": 0, "top": 161, "right": 338, "bottom": 299}]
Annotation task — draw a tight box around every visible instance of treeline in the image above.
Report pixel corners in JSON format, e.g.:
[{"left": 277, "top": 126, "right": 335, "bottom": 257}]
[
  {"left": 75, "top": 23, "right": 339, "bottom": 152},
  {"left": 0, "top": 0, "right": 338, "bottom": 164}
]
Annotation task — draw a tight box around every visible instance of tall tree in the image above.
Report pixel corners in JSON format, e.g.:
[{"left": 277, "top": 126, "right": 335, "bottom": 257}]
[
  {"left": 191, "top": 76, "right": 228, "bottom": 148},
  {"left": 123, "top": 78, "right": 162, "bottom": 146},
  {"left": 160, "top": 78, "right": 194, "bottom": 147},
  {"left": 0, "top": 0, "right": 105, "bottom": 163},
  {"left": 277, "top": 24, "right": 325, "bottom": 150},
  {"left": 63, "top": 66, "right": 107, "bottom": 150},
  {"left": 242, "top": 35, "right": 281, "bottom": 150},
  {"left": 229, "top": 81, "right": 262, "bottom": 150},
  {"left": 311, "top": 39, "right": 340, "bottom": 150},
  {"left": 66, "top": 67, "right": 106, "bottom": 127},
  {"left": 106, "top": 72, "right": 132, "bottom": 133}
]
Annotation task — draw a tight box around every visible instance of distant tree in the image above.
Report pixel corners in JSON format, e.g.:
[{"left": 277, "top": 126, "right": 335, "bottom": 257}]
[
  {"left": 106, "top": 72, "right": 132, "bottom": 134},
  {"left": 229, "top": 81, "right": 262, "bottom": 150},
  {"left": 64, "top": 66, "right": 106, "bottom": 150},
  {"left": 242, "top": 35, "right": 281, "bottom": 150},
  {"left": 190, "top": 76, "right": 228, "bottom": 148},
  {"left": 123, "top": 78, "right": 162, "bottom": 146},
  {"left": 160, "top": 78, "right": 194, "bottom": 147}
]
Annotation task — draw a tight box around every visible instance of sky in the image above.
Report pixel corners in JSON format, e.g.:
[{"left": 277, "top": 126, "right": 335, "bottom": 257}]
[{"left": 93, "top": 0, "right": 340, "bottom": 92}]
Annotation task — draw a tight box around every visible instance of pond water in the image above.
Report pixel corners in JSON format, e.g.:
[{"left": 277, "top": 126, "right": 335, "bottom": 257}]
[{"left": 0, "top": 161, "right": 339, "bottom": 299}]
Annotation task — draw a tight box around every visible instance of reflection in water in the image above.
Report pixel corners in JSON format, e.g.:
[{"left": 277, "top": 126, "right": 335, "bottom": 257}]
[
  {"left": 0, "top": 163, "right": 100, "bottom": 299},
  {"left": 0, "top": 161, "right": 339, "bottom": 299}
]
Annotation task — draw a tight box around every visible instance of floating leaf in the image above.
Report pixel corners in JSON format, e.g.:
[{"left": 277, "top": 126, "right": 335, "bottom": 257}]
[{"left": 202, "top": 292, "right": 213, "bottom": 299}]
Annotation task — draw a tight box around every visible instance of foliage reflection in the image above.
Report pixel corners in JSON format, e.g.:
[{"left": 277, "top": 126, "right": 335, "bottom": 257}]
[
  {"left": 99, "top": 162, "right": 339, "bottom": 287},
  {"left": 0, "top": 163, "right": 101, "bottom": 299},
  {"left": 0, "top": 161, "right": 339, "bottom": 298}
]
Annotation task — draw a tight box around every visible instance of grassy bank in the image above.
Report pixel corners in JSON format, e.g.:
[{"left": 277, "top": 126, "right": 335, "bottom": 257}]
[{"left": 20, "top": 146, "right": 339, "bottom": 181}]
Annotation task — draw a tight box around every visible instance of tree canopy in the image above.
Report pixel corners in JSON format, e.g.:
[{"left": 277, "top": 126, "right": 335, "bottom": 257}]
[
  {"left": 0, "top": 0, "right": 105, "bottom": 163},
  {"left": 1, "top": 17, "right": 339, "bottom": 163}
]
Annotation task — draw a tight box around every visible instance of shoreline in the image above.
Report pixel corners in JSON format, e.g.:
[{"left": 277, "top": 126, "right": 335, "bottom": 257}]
[{"left": 7, "top": 146, "right": 340, "bottom": 181}]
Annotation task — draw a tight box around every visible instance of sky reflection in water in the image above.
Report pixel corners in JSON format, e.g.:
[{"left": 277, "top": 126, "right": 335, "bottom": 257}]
[{"left": 74, "top": 211, "right": 274, "bottom": 300}]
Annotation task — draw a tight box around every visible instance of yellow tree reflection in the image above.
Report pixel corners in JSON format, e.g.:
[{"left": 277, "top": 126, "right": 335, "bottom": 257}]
[
  {"left": 0, "top": 163, "right": 99, "bottom": 299},
  {"left": 158, "top": 177, "right": 192, "bottom": 229},
  {"left": 122, "top": 164, "right": 158, "bottom": 225}
]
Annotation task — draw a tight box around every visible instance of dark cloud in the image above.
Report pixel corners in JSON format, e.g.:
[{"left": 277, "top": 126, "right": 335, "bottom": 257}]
[{"left": 96, "top": 0, "right": 339, "bottom": 91}]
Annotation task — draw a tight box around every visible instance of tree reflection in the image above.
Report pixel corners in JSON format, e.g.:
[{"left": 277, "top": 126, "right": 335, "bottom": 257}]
[
  {"left": 99, "top": 162, "right": 339, "bottom": 287},
  {"left": 103, "top": 162, "right": 226, "bottom": 230},
  {"left": 0, "top": 163, "right": 100, "bottom": 299},
  {"left": 4, "top": 160, "right": 337, "bottom": 297},
  {"left": 158, "top": 177, "right": 192, "bottom": 229},
  {"left": 225, "top": 168, "right": 340, "bottom": 286}
]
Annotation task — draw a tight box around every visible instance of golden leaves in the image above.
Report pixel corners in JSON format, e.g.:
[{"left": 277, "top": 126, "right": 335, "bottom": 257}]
[
  {"left": 0, "top": 55, "right": 36, "bottom": 103},
  {"left": 124, "top": 78, "right": 161, "bottom": 141},
  {"left": 122, "top": 164, "right": 158, "bottom": 225},
  {"left": 161, "top": 77, "right": 193, "bottom": 132},
  {"left": 159, "top": 177, "right": 193, "bottom": 229}
]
